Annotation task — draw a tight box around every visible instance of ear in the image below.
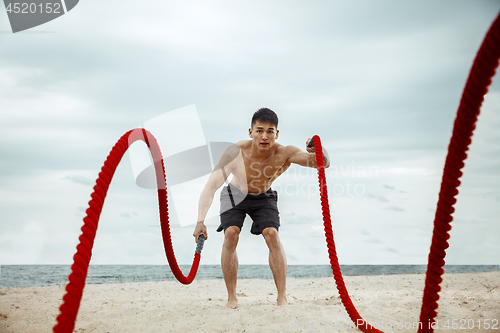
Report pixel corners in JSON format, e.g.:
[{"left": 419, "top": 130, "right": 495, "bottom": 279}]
[
  {"left": 248, "top": 127, "right": 253, "bottom": 138},
  {"left": 275, "top": 129, "right": 279, "bottom": 139}
]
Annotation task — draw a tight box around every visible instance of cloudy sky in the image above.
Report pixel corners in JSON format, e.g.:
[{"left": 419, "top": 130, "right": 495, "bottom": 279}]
[{"left": 1, "top": 1, "right": 499, "bottom": 267}]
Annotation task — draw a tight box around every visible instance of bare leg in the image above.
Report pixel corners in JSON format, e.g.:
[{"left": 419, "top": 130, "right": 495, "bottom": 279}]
[
  {"left": 262, "top": 227, "right": 287, "bottom": 305},
  {"left": 221, "top": 226, "right": 240, "bottom": 308}
]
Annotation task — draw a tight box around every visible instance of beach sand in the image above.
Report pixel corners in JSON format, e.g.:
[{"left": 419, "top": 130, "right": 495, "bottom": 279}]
[{"left": 0, "top": 271, "right": 498, "bottom": 332}]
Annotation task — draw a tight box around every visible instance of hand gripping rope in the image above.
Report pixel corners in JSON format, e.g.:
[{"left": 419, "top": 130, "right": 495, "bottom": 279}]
[
  {"left": 53, "top": 128, "right": 205, "bottom": 333},
  {"left": 311, "top": 11, "right": 500, "bottom": 333}
]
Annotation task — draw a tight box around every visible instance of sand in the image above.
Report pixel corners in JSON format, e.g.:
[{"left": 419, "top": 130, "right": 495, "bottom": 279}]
[{"left": 0, "top": 271, "right": 498, "bottom": 333}]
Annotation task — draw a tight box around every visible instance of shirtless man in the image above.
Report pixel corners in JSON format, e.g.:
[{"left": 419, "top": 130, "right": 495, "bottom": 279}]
[{"left": 193, "top": 108, "right": 330, "bottom": 308}]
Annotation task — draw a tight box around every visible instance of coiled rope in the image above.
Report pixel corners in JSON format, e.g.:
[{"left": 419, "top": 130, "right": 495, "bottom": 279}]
[
  {"left": 311, "top": 11, "right": 500, "bottom": 333},
  {"left": 53, "top": 128, "right": 205, "bottom": 333}
]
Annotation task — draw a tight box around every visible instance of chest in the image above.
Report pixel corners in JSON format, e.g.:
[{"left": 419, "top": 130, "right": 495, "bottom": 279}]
[{"left": 241, "top": 153, "right": 287, "bottom": 180}]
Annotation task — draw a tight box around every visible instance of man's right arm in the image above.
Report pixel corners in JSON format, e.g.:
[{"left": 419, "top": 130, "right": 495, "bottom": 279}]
[
  {"left": 193, "top": 168, "right": 227, "bottom": 242},
  {"left": 193, "top": 144, "right": 241, "bottom": 242}
]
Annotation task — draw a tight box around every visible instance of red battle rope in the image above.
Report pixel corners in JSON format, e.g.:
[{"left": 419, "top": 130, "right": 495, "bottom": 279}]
[
  {"left": 53, "top": 128, "right": 203, "bottom": 333},
  {"left": 312, "top": 11, "right": 500, "bottom": 333},
  {"left": 312, "top": 135, "right": 382, "bottom": 333},
  {"left": 418, "top": 11, "right": 500, "bottom": 333}
]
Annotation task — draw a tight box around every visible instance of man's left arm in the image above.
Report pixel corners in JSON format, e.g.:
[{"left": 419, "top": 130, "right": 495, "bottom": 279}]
[{"left": 287, "top": 138, "right": 330, "bottom": 168}]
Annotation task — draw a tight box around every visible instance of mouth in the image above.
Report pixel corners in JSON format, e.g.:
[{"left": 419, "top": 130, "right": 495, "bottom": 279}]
[{"left": 260, "top": 143, "right": 269, "bottom": 147}]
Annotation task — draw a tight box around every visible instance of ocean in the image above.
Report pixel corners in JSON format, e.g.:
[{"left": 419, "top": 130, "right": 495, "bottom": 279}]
[{"left": 0, "top": 265, "right": 498, "bottom": 288}]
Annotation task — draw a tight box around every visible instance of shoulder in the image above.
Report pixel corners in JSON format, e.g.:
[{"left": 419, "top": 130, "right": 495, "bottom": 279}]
[
  {"left": 222, "top": 140, "right": 249, "bottom": 156},
  {"left": 215, "top": 141, "right": 246, "bottom": 169},
  {"left": 279, "top": 144, "right": 302, "bottom": 157},
  {"left": 236, "top": 140, "right": 251, "bottom": 149}
]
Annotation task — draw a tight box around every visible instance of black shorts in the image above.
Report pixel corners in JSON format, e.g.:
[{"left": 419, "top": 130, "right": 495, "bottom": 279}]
[{"left": 217, "top": 184, "right": 280, "bottom": 235}]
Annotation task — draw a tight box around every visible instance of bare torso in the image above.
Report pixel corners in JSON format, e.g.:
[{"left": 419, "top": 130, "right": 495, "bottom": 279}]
[{"left": 228, "top": 140, "right": 293, "bottom": 194}]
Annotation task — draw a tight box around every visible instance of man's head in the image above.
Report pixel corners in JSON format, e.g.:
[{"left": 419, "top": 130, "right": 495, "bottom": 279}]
[
  {"left": 251, "top": 108, "right": 278, "bottom": 129},
  {"left": 249, "top": 108, "right": 279, "bottom": 151}
]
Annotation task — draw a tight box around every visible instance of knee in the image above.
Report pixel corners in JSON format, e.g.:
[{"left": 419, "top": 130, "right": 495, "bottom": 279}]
[
  {"left": 223, "top": 227, "right": 240, "bottom": 250},
  {"left": 263, "top": 228, "right": 280, "bottom": 249}
]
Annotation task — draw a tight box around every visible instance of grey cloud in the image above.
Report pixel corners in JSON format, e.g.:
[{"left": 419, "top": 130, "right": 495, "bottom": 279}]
[
  {"left": 383, "top": 184, "right": 395, "bottom": 190},
  {"left": 365, "top": 238, "right": 383, "bottom": 244},
  {"left": 61, "top": 175, "right": 93, "bottom": 186},
  {"left": 1, "top": 0, "right": 499, "bottom": 265},
  {"left": 366, "top": 194, "right": 389, "bottom": 203},
  {"left": 280, "top": 212, "right": 320, "bottom": 226},
  {"left": 385, "top": 206, "right": 406, "bottom": 212},
  {"left": 382, "top": 247, "right": 398, "bottom": 253}
]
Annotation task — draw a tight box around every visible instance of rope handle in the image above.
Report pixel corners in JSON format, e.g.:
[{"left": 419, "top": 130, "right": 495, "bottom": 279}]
[
  {"left": 308, "top": 136, "right": 316, "bottom": 148},
  {"left": 195, "top": 234, "right": 205, "bottom": 254}
]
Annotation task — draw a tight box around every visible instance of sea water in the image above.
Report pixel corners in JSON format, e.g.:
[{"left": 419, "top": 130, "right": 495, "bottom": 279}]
[{"left": 0, "top": 265, "right": 498, "bottom": 288}]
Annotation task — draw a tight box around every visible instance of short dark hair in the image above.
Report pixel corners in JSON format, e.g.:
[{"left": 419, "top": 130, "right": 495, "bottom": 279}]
[{"left": 251, "top": 108, "right": 278, "bottom": 129}]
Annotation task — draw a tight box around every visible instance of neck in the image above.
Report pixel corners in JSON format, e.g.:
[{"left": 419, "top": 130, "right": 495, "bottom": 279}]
[{"left": 251, "top": 143, "right": 272, "bottom": 159}]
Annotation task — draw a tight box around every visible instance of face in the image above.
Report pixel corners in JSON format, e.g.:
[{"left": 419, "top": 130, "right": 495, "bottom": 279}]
[{"left": 249, "top": 121, "right": 279, "bottom": 151}]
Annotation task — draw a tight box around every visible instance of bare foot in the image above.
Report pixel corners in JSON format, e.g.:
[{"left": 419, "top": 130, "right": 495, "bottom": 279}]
[
  {"left": 277, "top": 295, "right": 288, "bottom": 306},
  {"left": 226, "top": 297, "right": 238, "bottom": 308}
]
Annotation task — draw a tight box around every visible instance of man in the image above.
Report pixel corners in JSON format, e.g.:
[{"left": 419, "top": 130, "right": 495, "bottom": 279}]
[{"left": 193, "top": 108, "right": 330, "bottom": 308}]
